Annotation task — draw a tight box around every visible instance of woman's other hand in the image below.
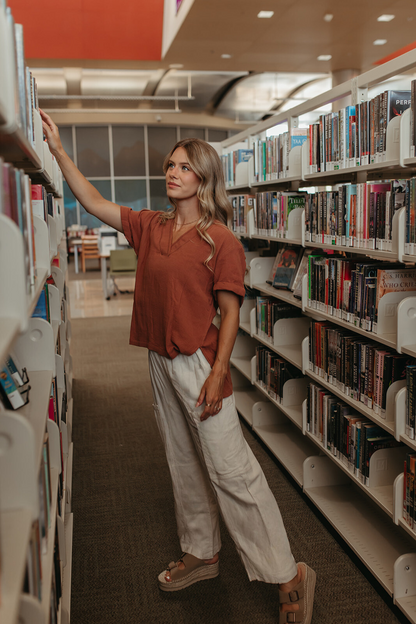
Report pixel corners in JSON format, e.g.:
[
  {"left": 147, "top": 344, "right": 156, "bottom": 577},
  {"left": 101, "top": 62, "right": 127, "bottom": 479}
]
[{"left": 196, "top": 369, "right": 225, "bottom": 421}]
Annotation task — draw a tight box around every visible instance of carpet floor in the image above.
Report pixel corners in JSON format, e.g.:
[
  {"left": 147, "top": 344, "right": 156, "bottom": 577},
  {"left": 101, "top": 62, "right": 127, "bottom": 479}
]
[{"left": 70, "top": 315, "right": 405, "bottom": 624}]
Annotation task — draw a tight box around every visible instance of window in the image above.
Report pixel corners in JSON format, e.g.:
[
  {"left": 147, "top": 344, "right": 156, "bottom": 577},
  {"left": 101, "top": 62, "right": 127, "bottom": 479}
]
[
  {"left": 76, "top": 127, "right": 111, "bottom": 177},
  {"left": 179, "top": 127, "right": 205, "bottom": 140},
  {"left": 112, "top": 126, "right": 145, "bottom": 177},
  {"left": 63, "top": 181, "right": 77, "bottom": 226},
  {"left": 115, "top": 180, "right": 147, "bottom": 211},
  {"left": 147, "top": 126, "right": 177, "bottom": 176},
  {"left": 79, "top": 180, "right": 112, "bottom": 229},
  {"left": 150, "top": 179, "right": 171, "bottom": 212},
  {"left": 208, "top": 129, "right": 228, "bottom": 142},
  {"left": 60, "top": 127, "right": 74, "bottom": 161}
]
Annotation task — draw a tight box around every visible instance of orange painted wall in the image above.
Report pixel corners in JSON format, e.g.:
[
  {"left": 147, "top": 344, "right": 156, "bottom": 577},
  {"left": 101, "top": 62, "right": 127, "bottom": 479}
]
[{"left": 7, "top": 0, "right": 164, "bottom": 60}]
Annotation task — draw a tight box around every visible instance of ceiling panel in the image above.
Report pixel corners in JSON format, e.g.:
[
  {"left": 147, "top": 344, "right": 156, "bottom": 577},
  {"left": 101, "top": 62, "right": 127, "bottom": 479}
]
[
  {"left": 163, "top": 0, "right": 416, "bottom": 73},
  {"left": 7, "top": 0, "right": 164, "bottom": 60}
]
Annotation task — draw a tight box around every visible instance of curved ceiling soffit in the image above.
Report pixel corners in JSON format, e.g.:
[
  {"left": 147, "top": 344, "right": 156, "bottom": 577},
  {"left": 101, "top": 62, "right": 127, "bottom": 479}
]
[
  {"left": 143, "top": 69, "right": 171, "bottom": 96},
  {"left": 205, "top": 71, "right": 259, "bottom": 117},
  {"left": 261, "top": 76, "right": 327, "bottom": 120}
]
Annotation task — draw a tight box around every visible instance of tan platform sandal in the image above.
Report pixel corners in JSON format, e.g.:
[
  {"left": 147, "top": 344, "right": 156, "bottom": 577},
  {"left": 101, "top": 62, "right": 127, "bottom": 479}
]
[
  {"left": 158, "top": 553, "right": 219, "bottom": 592},
  {"left": 278, "top": 562, "right": 316, "bottom": 624}
]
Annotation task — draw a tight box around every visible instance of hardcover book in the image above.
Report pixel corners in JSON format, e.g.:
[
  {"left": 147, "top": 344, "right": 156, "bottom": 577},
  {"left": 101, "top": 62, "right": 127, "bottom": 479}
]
[{"left": 272, "top": 247, "right": 302, "bottom": 290}]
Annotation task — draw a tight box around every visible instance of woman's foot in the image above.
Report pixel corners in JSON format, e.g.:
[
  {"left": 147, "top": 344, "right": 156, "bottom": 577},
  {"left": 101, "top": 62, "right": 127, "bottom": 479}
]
[
  {"left": 175, "top": 552, "right": 219, "bottom": 571},
  {"left": 158, "top": 552, "right": 220, "bottom": 592},
  {"left": 278, "top": 563, "right": 316, "bottom": 624}
]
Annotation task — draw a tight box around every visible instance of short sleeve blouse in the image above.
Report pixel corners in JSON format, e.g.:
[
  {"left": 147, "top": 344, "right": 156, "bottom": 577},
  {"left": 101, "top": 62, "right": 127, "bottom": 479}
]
[{"left": 121, "top": 206, "right": 246, "bottom": 397}]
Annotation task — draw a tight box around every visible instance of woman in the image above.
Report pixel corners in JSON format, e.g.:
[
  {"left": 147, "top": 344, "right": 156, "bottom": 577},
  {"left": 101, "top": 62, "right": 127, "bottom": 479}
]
[{"left": 41, "top": 110, "right": 316, "bottom": 623}]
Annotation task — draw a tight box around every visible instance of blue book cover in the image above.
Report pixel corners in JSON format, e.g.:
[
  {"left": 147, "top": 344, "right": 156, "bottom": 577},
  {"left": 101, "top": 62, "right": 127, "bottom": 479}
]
[
  {"left": 290, "top": 133, "right": 308, "bottom": 149},
  {"left": 345, "top": 106, "right": 356, "bottom": 160},
  {"left": 32, "top": 286, "right": 49, "bottom": 321},
  {"left": 237, "top": 149, "right": 253, "bottom": 163}
]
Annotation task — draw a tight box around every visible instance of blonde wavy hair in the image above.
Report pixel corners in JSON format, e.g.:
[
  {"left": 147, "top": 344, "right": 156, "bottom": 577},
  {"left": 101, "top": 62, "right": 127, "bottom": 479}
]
[{"left": 160, "top": 138, "right": 233, "bottom": 269}]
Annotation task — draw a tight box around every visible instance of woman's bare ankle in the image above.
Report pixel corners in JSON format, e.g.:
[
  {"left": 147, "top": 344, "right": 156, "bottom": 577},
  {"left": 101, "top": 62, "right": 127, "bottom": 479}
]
[
  {"left": 203, "top": 553, "right": 219, "bottom": 565},
  {"left": 278, "top": 563, "right": 303, "bottom": 592}
]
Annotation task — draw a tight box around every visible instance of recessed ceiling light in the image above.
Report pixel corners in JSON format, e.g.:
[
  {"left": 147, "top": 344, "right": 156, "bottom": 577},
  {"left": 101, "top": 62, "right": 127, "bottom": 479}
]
[
  {"left": 257, "top": 11, "right": 274, "bottom": 18},
  {"left": 169, "top": 64, "right": 184, "bottom": 69},
  {"left": 377, "top": 14, "right": 395, "bottom": 22},
  {"left": 373, "top": 39, "right": 387, "bottom": 45},
  {"left": 317, "top": 54, "right": 332, "bottom": 61},
  {"left": 221, "top": 54, "right": 232, "bottom": 59},
  {"left": 323, "top": 14, "right": 333, "bottom": 22}
]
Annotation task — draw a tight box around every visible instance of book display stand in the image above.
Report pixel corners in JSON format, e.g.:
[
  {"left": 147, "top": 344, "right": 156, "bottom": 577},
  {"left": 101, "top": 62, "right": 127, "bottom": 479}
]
[
  {"left": 0, "top": 4, "right": 73, "bottom": 622},
  {"left": 224, "top": 48, "right": 416, "bottom": 624}
]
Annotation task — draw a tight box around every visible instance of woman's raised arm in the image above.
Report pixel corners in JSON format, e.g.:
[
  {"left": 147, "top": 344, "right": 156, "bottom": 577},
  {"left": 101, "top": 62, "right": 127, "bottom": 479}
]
[{"left": 40, "top": 110, "right": 123, "bottom": 232}]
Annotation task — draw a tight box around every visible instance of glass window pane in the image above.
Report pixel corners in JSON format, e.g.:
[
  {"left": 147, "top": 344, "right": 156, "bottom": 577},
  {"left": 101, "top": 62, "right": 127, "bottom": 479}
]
[
  {"left": 112, "top": 126, "right": 145, "bottom": 177},
  {"left": 63, "top": 181, "right": 77, "bottom": 226},
  {"left": 60, "top": 127, "right": 73, "bottom": 161},
  {"left": 179, "top": 127, "right": 205, "bottom": 140},
  {"left": 148, "top": 126, "right": 177, "bottom": 176},
  {"left": 76, "top": 127, "right": 110, "bottom": 177},
  {"left": 150, "top": 179, "right": 172, "bottom": 212},
  {"left": 79, "top": 180, "right": 112, "bottom": 229},
  {"left": 115, "top": 179, "right": 147, "bottom": 211},
  {"left": 208, "top": 129, "right": 228, "bottom": 142}
]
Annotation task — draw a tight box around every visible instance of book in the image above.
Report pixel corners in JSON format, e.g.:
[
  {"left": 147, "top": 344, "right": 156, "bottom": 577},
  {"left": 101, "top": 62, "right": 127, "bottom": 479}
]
[
  {"left": 374, "top": 267, "right": 416, "bottom": 325},
  {"left": 0, "top": 364, "right": 25, "bottom": 409},
  {"left": 273, "top": 247, "right": 302, "bottom": 290}
]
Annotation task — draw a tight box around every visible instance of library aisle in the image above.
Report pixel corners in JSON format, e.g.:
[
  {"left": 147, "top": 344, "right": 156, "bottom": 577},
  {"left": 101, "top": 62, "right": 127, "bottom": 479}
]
[{"left": 70, "top": 312, "right": 405, "bottom": 624}]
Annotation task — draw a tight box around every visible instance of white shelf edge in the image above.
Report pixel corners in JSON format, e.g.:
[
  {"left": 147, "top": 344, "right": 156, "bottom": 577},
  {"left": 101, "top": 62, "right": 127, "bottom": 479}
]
[{"left": 0, "top": 508, "right": 33, "bottom": 624}]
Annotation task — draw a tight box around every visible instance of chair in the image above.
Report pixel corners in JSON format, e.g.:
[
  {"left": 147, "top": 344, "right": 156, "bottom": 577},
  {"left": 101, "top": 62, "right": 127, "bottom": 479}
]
[
  {"left": 80, "top": 235, "right": 100, "bottom": 272},
  {"left": 108, "top": 248, "right": 137, "bottom": 297}
]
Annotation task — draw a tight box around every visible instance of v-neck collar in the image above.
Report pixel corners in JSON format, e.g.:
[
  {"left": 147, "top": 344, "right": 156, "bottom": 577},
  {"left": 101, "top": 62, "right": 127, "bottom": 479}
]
[{"left": 162, "top": 218, "right": 198, "bottom": 256}]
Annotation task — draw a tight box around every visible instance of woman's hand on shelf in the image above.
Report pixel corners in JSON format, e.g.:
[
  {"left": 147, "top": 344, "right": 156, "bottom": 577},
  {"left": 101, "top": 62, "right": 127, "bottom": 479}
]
[{"left": 40, "top": 109, "right": 64, "bottom": 158}]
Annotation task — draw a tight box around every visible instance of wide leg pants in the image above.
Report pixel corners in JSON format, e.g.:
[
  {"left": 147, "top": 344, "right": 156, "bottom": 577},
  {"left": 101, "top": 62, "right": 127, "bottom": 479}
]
[{"left": 148, "top": 348, "right": 298, "bottom": 584}]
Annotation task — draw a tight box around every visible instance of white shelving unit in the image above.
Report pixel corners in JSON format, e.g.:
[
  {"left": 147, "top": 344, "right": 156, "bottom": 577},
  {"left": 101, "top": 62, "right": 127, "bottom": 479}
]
[
  {"left": 223, "top": 49, "right": 416, "bottom": 623},
  {"left": 0, "top": 7, "right": 72, "bottom": 616}
]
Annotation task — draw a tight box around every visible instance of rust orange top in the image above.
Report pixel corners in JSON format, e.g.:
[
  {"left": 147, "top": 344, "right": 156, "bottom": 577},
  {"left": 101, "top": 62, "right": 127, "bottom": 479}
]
[{"left": 121, "top": 206, "right": 246, "bottom": 396}]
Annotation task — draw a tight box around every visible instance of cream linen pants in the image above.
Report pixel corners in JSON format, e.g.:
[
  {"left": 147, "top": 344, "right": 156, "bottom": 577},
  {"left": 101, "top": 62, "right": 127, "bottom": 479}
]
[{"left": 148, "top": 348, "right": 298, "bottom": 584}]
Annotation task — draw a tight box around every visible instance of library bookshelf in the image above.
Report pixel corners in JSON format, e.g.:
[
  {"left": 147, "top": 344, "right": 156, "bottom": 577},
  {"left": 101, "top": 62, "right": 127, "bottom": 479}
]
[
  {"left": 0, "top": 3, "right": 72, "bottom": 624},
  {"left": 223, "top": 49, "right": 416, "bottom": 624}
]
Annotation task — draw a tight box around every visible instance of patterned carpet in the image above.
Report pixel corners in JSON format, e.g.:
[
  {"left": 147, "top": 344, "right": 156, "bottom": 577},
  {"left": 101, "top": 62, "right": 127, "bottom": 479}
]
[{"left": 70, "top": 316, "right": 406, "bottom": 624}]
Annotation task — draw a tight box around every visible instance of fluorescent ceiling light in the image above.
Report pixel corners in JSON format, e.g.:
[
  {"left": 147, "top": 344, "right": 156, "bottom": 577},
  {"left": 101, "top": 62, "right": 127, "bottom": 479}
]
[
  {"left": 221, "top": 54, "right": 232, "bottom": 59},
  {"left": 323, "top": 14, "right": 333, "bottom": 22},
  {"left": 257, "top": 11, "right": 274, "bottom": 18},
  {"left": 317, "top": 55, "right": 332, "bottom": 61},
  {"left": 169, "top": 64, "right": 184, "bottom": 69},
  {"left": 373, "top": 39, "right": 387, "bottom": 45},
  {"left": 377, "top": 14, "right": 395, "bottom": 22}
]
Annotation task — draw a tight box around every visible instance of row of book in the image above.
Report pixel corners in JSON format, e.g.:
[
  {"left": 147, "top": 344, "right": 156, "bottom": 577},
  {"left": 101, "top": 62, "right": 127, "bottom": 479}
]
[
  {"left": 305, "top": 180, "right": 406, "bottom": 252},
  {"left": 256, "top": 344, "right": 302, "bottom": 402},
  {"left": 3, "top": 3, "right": 40, "bottom": 148},
  {"left": 309, "top": 319, "right": 413, "bottom": 417},
  {"left": 230, "top": 194, "right": 255, "bottom": 235},
  {"left": 404, "top": 452, "right": 416, "bottom": 530},
  {"left": 255, "top": 298, "right": 301, "bottom": 340},
  {"left": 1, "top": 158, "right": 62, "bottom": 295},
  {"left": 307, "top": 382, "right": 402, "bottom": 485},
  {"left": 253, "top": 129, "right": 308, "bottom": 182},
  {"left": 308, "top": 90, "right": 411, "bottom": 172},
  {"left": 255, "top": 191, "right": 305, "bottom": 237},
  {"left": 23, "top": 429, "right": 63, "bottom": 608},
  {"left": 307, "top": 255, "right": 416, "bottom": 333},
  {"left": 229, "top": 191, "right": 307, "bottom": 239},
  {"left": 221, "top": 148, "right": 252, "bottom": 188}
]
